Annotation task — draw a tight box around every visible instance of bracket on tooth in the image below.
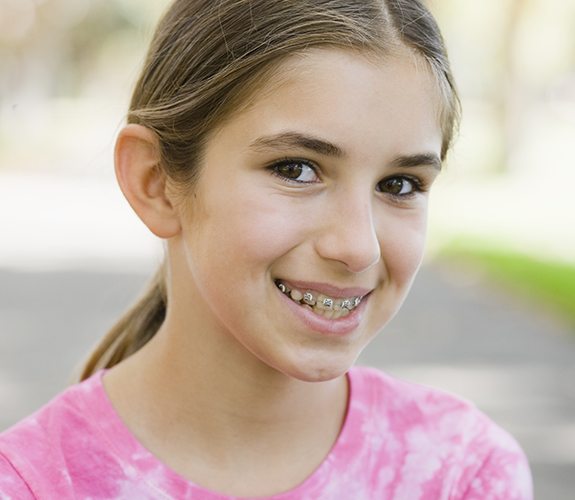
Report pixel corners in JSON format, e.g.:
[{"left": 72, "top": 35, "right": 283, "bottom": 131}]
[
  {"left": 303, "top": 292, "right": 315, "bottom": 305},
  {"left": 278, "top": 283, "right": 287, "bottom": 293},
  {"left": 323, "top": 298, "right": 334, "bottom": 309},
  {"left": 341, "top": 299, "right": 352, "bottom": 310}
]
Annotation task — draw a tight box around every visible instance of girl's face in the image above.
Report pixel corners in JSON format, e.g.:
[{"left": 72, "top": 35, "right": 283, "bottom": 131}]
[{"left": 171, "top": 48, "right": 443, "bottom": 382}]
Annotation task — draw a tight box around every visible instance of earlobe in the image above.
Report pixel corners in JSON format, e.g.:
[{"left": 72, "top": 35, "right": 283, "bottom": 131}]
[{"left": 114, "top": 124, "right": 181, "bottom": 239}]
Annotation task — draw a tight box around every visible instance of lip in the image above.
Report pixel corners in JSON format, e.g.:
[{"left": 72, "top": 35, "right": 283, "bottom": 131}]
[
  {"left": 275, "top": 282, "right": 370, "bottom": 336},
  {"left": 277, "top": 279, "right": 372, "bottom": 299}
]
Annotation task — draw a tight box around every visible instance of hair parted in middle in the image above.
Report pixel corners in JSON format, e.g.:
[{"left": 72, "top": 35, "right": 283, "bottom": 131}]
[
  {"left": 129, "top": 0, "right": 459, "bottom": 188},
  {"left": 80, "top": 0, "right": 459, "bottom": 380}
]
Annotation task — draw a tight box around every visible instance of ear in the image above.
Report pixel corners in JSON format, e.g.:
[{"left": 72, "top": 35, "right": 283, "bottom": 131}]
[{"left": 114, "top": 124, "right": 181, "bottom": 239}]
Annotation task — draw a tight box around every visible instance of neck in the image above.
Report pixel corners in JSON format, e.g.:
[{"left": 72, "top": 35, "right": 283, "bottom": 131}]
[
  {"left": 103, "top": 318, "right": 349, "bottom": 495},
  {"left": 146, "top": 322, "right": 346, "bottom": 428}
]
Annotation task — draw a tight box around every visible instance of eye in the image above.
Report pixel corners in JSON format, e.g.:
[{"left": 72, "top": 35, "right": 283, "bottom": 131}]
[
  {"left": 270, "top": 159, "right": 319, "bottom": 184},
  {"left": 377, "top": 176, "right": 420, "bottom": 197}
]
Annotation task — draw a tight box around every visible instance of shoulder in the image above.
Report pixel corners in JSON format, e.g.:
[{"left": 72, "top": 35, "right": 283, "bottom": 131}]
[
  {"left": 0, "top": 371, "right": 105, "bottom": 450},
  {"left": 0, "top": 452, "right": 35, "bottom": 499},
  {"left": 348, "top": 365, "right": 480, "bottom": 430},
  {"left": 351, "top": 365, "right": 478, "bottom": 408},
  {"left": 347, "top": 366, "right": 533, "bottom": 499},
  {"left": 0, "top": 372, "right": 112, "bottom": 497}
]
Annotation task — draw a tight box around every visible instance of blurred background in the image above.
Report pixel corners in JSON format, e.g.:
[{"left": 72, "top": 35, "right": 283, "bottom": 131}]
[{"left": 0, "top": 0, "right": 574, "bottom": 498}]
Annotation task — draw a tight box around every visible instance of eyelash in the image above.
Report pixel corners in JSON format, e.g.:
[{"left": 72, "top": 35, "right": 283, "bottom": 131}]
[
  {"left": 268, "top": 158, "right": 426, "bottom": 199},
  {"left": 268, "top": 158, "right": 320, "bottom": 184},
  {"left": 376, "top": 175, "right": 425, "bottom": 201}
]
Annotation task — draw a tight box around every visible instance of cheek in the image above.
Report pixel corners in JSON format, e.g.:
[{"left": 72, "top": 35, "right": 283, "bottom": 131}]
[
  {"left": 380, "top": 211, "right": 428, "bottom": 284},
  {"left": 203, "top": 192, "right": 306, "bottom": 271}
]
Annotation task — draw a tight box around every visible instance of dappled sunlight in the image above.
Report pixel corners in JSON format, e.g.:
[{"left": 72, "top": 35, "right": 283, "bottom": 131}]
[
  {"left": 427, "top": 0, "right": 575, "bottom": 264},
  {"left": 1, "top": 0, "right": 574, "bottom": 269}
]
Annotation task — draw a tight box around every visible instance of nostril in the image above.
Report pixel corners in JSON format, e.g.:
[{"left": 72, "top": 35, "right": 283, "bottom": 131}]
[{"left": 316, "top": 232, "right": 380, "bottom": 274}]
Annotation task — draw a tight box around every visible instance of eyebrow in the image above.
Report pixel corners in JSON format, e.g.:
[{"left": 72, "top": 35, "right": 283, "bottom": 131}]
[
  {"left": 250, "top": 131, "right": 442, "bottom": 170},
  {"left": 250, "top": 132, "right": 345, "bottom": 158},
  {"left": 390, "top": 153, "right": 442, "bottom": 171}
]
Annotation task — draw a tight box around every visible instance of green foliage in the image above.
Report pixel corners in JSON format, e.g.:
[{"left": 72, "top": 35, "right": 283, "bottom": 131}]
[{"left": 440, "top": 241, "right": 575, "bottom": 328}]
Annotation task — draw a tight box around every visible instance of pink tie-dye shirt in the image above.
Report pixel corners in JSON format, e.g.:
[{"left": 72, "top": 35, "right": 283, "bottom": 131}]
[{"left": 0, "top": 367, "right": 532, "bottom": 499}]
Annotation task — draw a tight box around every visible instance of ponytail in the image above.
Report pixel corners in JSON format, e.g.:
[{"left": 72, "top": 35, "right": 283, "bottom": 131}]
[{"left": 78, "top": 264, "right": 167, "bottom": 381}]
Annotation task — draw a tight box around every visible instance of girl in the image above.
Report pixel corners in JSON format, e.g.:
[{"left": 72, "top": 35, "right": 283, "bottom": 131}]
[{"left": 0, "top": 0, "right": 532, "bottom": 498}]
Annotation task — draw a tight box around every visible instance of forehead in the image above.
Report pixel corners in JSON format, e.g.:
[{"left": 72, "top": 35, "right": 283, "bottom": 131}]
[{"left": 213, "top": 48, "right": 443, "bottom": 160}]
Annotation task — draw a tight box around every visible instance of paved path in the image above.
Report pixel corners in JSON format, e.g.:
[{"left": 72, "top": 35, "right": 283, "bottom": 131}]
[{"left": 1, "top": 263, "right": 574, "bottom": 499}]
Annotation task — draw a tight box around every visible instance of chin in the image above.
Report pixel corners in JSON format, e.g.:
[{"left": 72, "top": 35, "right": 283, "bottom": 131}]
[{"left": 276, "top": 353, "right": 359, "bottom": 384}]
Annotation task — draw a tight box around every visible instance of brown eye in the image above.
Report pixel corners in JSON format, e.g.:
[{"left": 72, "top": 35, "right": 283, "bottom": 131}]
[
  {"left": 271, "top": 160, "right": 318, "bottom": 183},
  {"left": 377, "top": 177, "right": 416, "bottom": 196},
  {"left": 277, "top": 163, "right": 303, "bottom": 180}
]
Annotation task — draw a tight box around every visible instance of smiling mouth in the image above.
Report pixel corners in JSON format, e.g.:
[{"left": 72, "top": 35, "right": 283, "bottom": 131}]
[{"left": 274, "top": 280, "right": 364, "bottom": 320}]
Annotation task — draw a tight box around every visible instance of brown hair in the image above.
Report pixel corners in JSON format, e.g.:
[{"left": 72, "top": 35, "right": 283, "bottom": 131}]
[{"left": 80, "top": 0, "right": 460, "bottom": 380}]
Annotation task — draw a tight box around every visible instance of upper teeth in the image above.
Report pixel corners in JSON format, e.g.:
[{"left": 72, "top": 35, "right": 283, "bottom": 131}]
[{"left": 275, "top": 280, "right": 363, "bottom": 311}]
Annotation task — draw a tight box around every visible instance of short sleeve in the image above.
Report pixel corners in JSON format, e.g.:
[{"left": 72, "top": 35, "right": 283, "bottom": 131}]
[
  {"left": 0, "top": 452, "right": 35, "bottom": 500},
  {"left": 461, "top": 433, "right": 533, "bottom": 500}
]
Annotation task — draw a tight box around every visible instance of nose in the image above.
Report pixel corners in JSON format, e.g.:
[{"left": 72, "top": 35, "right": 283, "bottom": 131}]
[{"left": 314, "top": 193, "right": 381, "bottom": 273}]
